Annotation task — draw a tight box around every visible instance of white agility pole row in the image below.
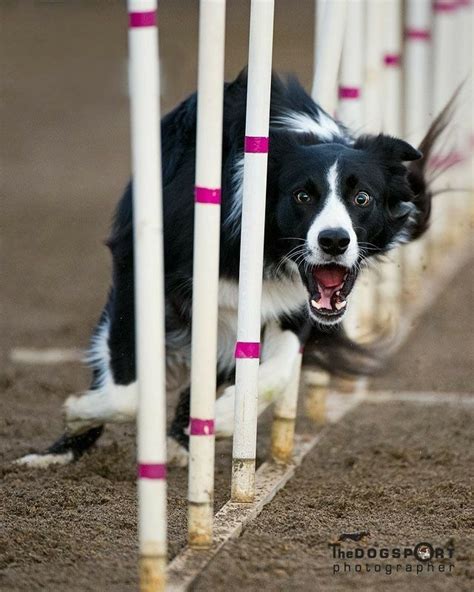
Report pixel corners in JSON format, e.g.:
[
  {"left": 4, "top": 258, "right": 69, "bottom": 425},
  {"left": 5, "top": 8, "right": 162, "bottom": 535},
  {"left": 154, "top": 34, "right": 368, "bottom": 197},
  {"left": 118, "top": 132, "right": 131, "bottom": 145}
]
[
  {"left": 312, "top": 0, "right": 347, "bottom": 112},
  {"left": 403, "top": 0, "right": 432, "bottom": 298},
  {"left": 231, "top": 0, "right": 275, "bottom": 503},
  {"left": 127, "top": 1, "right": 167, "bottom": 591},
  {"left": 188, "top": 0, "right": 226, "bottom": 548}
]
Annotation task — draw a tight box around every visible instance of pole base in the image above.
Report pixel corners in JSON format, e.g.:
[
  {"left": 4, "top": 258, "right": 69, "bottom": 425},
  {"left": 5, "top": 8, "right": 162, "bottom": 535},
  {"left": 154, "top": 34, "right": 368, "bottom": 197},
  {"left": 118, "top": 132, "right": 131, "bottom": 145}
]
[
  {"left": 270, "top": 416, "right": 295, "bottom": 463},
  {"left": 231, "top": 458, "right": 255, "bottom": 502},
  {"left": 188, "top": 502, "right": 213, "bottom": 548},
  {"left": 139, "top": 555, "right": 166, "bottom": 592},
  {"left": 304, "top": 384, "right": 328, "bottom": 423}
]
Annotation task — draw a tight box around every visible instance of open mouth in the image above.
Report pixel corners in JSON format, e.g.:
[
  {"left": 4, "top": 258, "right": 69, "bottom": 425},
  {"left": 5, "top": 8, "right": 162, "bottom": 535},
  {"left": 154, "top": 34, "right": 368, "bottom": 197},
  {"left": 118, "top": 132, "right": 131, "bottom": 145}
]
[{"left": 302, "top": 264, "right": 358, "bottom": 323}]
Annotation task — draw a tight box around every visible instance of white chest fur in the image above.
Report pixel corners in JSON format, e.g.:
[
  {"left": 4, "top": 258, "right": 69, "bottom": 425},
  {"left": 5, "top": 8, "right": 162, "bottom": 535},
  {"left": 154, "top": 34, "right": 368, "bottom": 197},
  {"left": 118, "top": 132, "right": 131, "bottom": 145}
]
[
  {"left": 218, "top": 275, "right": 306, "bottom": 321},
  {"left": 216, "top": 275, "right": 306, "bottom": 381}
]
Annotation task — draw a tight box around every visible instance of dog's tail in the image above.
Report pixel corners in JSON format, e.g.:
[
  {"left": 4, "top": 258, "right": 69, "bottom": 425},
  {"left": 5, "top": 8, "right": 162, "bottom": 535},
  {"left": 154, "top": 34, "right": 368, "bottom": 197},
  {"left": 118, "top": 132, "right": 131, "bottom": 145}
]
[
  {"left": 407, "top": 89, "right": 460, "bottom": 240},
  {"left": 303, "top": 324, "right": 383, "bottom": 378}
]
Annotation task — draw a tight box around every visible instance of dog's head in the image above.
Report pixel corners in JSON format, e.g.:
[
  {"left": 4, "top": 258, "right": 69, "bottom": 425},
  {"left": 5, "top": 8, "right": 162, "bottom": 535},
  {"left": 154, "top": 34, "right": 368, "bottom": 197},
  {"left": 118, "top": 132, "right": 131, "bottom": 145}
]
[{"left": 268, "top": 133, "right": 423, "bottom": 326}]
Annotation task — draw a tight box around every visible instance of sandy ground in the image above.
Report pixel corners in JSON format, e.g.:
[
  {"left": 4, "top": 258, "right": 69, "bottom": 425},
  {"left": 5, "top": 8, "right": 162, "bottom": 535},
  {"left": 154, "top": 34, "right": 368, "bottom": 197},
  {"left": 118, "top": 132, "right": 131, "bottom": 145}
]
[{"left": 1, "top": 2, "right": 473, "bottom": 591}]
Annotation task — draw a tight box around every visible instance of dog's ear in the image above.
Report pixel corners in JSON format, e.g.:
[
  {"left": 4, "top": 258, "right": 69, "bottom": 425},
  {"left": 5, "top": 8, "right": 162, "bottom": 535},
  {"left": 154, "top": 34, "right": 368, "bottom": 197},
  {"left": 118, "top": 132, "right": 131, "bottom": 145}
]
[{"left": 354, "top": 134, "right": 422, "bottom": 162}]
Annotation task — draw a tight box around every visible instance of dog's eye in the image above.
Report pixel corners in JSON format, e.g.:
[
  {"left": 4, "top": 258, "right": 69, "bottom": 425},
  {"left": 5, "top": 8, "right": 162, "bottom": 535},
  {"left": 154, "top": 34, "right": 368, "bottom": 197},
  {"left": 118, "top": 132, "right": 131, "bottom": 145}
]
[
  {"left": 353, "top": 191, "right": 372, "bottom": 207},
  {"left": 293, "top": 190, "right": 313, "bottom": 204}
]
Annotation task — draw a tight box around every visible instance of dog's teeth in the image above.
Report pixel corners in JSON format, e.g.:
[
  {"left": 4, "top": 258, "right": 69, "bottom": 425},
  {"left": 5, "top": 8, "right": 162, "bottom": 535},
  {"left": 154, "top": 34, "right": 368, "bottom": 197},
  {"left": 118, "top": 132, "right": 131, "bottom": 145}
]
[
  {"left": 335, "top": 300, "right": 347, "bottom": 311},
  {"left": 343, "top": 273, "right": 348, "bottom": 280},
  {"left": 311, "top": 299, "right": 323, "bottom": 310},
  {"left": 335, "top": 290, "right": 341, "bottom": 297}
]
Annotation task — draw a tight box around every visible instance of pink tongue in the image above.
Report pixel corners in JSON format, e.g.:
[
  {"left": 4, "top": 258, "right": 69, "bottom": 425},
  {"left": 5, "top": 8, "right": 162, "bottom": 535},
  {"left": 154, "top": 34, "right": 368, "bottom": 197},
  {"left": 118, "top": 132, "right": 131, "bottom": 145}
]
[{"left": 318, "top": 286, "right": 337, "bottom": 309}]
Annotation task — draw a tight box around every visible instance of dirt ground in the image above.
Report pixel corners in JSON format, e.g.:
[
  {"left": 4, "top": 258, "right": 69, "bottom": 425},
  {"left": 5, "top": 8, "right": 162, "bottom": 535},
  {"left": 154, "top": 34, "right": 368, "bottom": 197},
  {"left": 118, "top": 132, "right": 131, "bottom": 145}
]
[{"left": 1, "top": 2, "right": 473, "bottom": 591}]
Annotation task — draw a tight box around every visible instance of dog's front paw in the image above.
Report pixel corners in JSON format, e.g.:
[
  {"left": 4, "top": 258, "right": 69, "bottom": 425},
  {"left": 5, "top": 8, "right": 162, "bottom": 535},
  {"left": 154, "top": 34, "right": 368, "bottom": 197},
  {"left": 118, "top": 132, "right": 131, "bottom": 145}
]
[
  {"left": 167, "top": 436, "right": 189, "bottom": 467},
  {"left": 215, "top": 385, "right": 235, "bottom": 438}
]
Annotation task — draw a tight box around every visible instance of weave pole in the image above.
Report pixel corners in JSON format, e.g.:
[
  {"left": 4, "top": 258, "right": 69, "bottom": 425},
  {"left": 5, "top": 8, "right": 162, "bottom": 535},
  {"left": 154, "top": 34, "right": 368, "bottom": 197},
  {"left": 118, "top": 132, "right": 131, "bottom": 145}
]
[
  {"left": 457, "top": 0, "right": 474, "bottom": 226},
  {"left": 338, "top": 0, "right": 376, "bottom": 346},
  {"left": 188, "top": 0, "right": 226, "bottom": 548},
  {"left": 128, "top": 1, "right": 167, "bottom": 590},
  {"left": 337, "top": 0, "right": 363, "bottom": 129},
  {"left": 305, "top": 0, "right": 347, "bottom": 413},
  {"left": 231, "top": 0, "right": 274, "bottom": 503},
  {"left": 270, "top": 349, "right": 303, "bottom": 463},
  {"left": 363, "top": 0, "right": 384, "bottom": 131},
  {"left": 431, "top": 0, "right": 458, "bottom": 256},
  {"left": 376, "top": 0, "right": 403, "bottom": 333},
  {"left": 403, "top": 0, "right": 432, "bottom": 296},
  {"left": 312, "top": 0, "right": 347, "bottom": 112}
]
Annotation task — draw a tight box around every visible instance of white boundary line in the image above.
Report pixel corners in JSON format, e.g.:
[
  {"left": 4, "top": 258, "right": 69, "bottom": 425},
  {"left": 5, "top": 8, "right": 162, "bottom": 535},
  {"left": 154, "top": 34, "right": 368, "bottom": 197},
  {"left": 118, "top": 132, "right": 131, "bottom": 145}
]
[
  {"left": 9, "top": 348, "right": 84, "bottom": 364},
  {"left": 364, "top": 390, "right": 473, "bottom": 406}
]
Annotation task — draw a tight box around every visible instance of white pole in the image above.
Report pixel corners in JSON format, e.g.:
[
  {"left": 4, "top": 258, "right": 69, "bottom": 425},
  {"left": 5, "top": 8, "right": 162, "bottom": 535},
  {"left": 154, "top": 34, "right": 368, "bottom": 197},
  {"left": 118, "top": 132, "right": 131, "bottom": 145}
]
[
  {"left": 403, "top": 0, "right": 432, "bottom": 297},
  {"left": 405, "top": 0, "right": 432, "bottom": 140},
  {"left": 363, "top": 0, "right": 384, "bottom": 131},
  {"left": 128, "top": 2, "right": 167, "bottom": 591},
  {"left": 338, "top": 0, "right": 375, "bottom": 346},
  {"left": 382, "top": 0, "right": 403, "bottom": 136},
  {"left": 312, "top": 0, "right": 347, "bottom": 113},
  {"left": 377, "top": 0, "right": 403, "bottom": 333},
  {"left": 432, "top": 0, "right": 458, "bottom": 112},
  {"left": 431, "top": 0, "right": 458, "bottom": 254},
  {"left": 231, "top": 0, "right": 274, "bottom": 504},
  {"left": 337, "top": 0, "right": 364, "bottom": 129},
  {"left": 457, "top": 0, "right": 474, "bottom": 226},
  {"left": 188, "top": 0, "right": 226, "bottom": 549}
]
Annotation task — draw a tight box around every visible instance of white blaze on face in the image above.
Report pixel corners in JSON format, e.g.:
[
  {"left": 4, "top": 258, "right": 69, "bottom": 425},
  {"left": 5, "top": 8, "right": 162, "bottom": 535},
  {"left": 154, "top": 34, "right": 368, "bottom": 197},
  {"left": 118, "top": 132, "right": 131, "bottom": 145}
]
[{"left": 306, "top": 160, "right": 358, "bottom": 268}]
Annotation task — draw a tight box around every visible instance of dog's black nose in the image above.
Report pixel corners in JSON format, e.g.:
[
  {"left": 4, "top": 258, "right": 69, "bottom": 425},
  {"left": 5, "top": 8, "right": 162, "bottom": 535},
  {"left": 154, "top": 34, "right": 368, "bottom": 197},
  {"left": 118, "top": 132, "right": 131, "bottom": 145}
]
[{"left": 318, "top": 228, "right": 351, "bottom": 255}]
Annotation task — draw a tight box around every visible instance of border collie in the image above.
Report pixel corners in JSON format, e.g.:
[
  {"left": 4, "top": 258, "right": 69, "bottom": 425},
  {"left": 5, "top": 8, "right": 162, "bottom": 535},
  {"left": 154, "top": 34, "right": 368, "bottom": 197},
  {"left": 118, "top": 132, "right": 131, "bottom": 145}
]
[{"left": 17, "top": 71, "right": 448, "bottom": 468}]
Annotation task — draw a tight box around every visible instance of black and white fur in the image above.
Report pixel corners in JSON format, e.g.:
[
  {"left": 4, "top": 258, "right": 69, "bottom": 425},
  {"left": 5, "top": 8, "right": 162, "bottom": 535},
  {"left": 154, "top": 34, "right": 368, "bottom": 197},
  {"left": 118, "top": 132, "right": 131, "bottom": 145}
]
[{"left": 17, "top": 71, "right": 447, "bottom": 468}]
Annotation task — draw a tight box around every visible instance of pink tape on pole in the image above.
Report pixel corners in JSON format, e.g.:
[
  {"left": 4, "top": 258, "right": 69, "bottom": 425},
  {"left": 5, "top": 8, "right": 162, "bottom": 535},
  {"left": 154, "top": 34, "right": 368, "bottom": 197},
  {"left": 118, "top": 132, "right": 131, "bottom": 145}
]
[
  {"left": 195, "top": 186, "right": 222, "bottom": 204},
  {"left": 433, "top": 1, "right": 457, "bottom": 11},
  {"left": 129, "top": 10, "right": 157, "bottom": 28},
  {"left": 384, "top": 54, "right": 401, "bottom": 67},
  {"left": 405, "top": 28, "right": 431, "bottom": 41},
  {"left": 138, "top": 463, "right": 167, "bottom": 479},
  {"left": 338, "top": 86, "right": 360, "bottom": 99},
  {"left": 189, "top": 418, "right": 215, "bottom": 436},
  {"left": 244, "top": 136, "right": 269, "bottom": 153},
  {"left": 235, "top": 341, "right": 261, "bottom": 359}
]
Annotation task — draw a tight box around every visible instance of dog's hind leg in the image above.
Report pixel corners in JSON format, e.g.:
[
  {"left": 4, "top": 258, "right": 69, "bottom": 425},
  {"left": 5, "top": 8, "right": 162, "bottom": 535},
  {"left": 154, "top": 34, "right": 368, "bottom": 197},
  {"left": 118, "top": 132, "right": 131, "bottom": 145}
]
[
  {"left": 15, "top": 381, "right": 138, "bottom": 468},
  {"left": 16, "top": 425, "right": 105, "bottom": 468},
  {"left": 15, "top": 307, "right": 138, "bottom": 467}
]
